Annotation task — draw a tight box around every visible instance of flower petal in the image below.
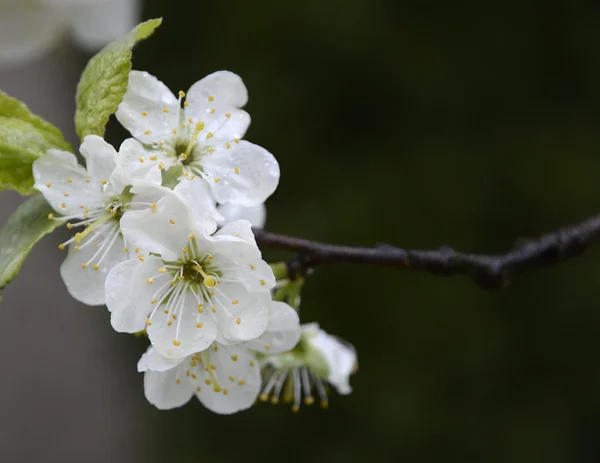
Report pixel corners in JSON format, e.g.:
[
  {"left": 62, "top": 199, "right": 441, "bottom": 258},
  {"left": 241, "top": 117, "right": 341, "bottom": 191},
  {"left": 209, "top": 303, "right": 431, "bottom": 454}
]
[
  {"left": 116, "top": 138, "right": 164, "bottom": 187},
  {"left": 309, "top": 330, "right": 357, "bottom": 395},
  {"left": 143, "top": 361, "right": 194, "bottom": 410},
  {"left": 217, "top": 203, "right": 266, "bottom": 229},
  {"left": 33, "top": 149, "right": 102, "bottom": 216},
  {"left": 120, "top": 195, "right": 195, "bottom": 261},
  {"left": 244, "top": 301, "right": 300, "bottom": 354},
  {"left": 211, "top": 283, "right": 269, "bottom": 342},
  {"left": 138, "top": 346, "right": 184, "bottom": 373},
  {"left": 116, "top": 70, "right": 179, "bottom": 146},
  {"left": 195, "top": 344, "right": 260, "bottom": 414},
  {"left": 147, "top": 285, "right": 218, "bottom": 360},
  {"left": 106, "top": 256, "right": 166, "bottom": 332},
  {"left": 174, "top": 179, "right": 223, "bottom": 235},
  {"left": 186, "top": 71, "right": 248, "bottom": 109},
  {"left": 60, "top": 225, "right": 125, "bottom": 306},
  {"left": 202, "top": 140, "right": 279, "bottom": 207},
  {"left": 79, "top": 135, "right": 119, "bottom": 193}
]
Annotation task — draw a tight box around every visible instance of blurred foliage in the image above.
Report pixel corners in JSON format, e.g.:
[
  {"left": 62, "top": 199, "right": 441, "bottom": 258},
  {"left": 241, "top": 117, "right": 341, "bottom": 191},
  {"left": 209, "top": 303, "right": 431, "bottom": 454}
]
[{"left": 106, "top": 1, "right": 600, "bottom": 462}]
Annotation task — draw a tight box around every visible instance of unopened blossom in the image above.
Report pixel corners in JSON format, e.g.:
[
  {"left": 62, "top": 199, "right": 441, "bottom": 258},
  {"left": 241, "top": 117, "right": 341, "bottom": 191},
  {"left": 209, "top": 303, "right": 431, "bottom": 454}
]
[
  {"left": 0, "top": 0, "right": 140, "bottom": 67},
  {"left": 105, "top": 195, "right": 276, "bottom": 360},
  {"left": 32, "top": 135, "right": 159, "bottom": 305},
  {"left": 115, "top": 70, "right": 280, "bottom": 207},
  {"left": 138, "top": 300, "right": 300, "bottom": 413},
  {"left": 260, "top": 323, "right": 357, "bottom": 411}
]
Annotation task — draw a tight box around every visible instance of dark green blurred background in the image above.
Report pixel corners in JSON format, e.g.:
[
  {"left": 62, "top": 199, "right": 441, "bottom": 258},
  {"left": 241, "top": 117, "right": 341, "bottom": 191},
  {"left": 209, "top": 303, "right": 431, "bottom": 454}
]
[{"left": 7, "top": 0, "right": 600, "bottom": 462}]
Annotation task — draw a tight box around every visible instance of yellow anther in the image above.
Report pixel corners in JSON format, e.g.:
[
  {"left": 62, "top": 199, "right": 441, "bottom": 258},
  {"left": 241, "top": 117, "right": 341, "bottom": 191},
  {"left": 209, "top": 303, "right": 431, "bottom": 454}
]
[
  {"left": 172, "top": 339, "right": 180, "bottom": 346},
  {"left": 215, "top": 386, "right": 223, "bottom": 393},
  {"left": 265, "top": 344, "right": 271, "bottom": 350},
  {"left": 172, "top": 314, "right": 177, "bottom": 320},
  {"left": 169, "top": 219, "right": 176, "bottom": 224},
  {"left": 144, "top": 130, "right": 151, "bottom": 135},
  {"left": 238, "top": 379, "right": 245, "bottom": 386},
  {"left": 167, "top": 320, "right": 173, "bottom": 326},
  {"left": 63, "top": 192, "right": 69, "bottom": 197},
  {"left": 60, "top": 202, "right": 67, "bottom": 209},
  {"left": 249, "top": 361, "right": 255, "bottom": 367},
  {"left": 208, "top": 95, "right": 215, "bottom": 102},
  {"left": 135, "top": 247, "right": 140, "bottom": 253},
  {"left": 228, "top": 376, "right": 235, "bottom": 382},
  {"left": 146, "top": 278, "right": 154, "bottom": 284},
  {"left": 85, "top": 178, "right": 91, "bottom": 183},
  {"left": 225, "top": 142, "right": 231, "bottom": 149},
  {"left": 271, "top": 397, "right": 280, "bottom": 405},
  {"left": 158, "top": 267, "right": 166, "bottom": 273},
  {"left": 101, "top": 180, "right": 108, "bottom": 185},
  {"left": 189, "top": 175, "right": 196, "bottom": 180},
  {"left": 58, "top": 244, "right": 65, "bottom": 250},
  {"left": 151, "top": 299, "right": 157, "bottom": 304},
  {"left": 213, "top": 345, "right": 218, "bottom": 352},
  {"left": 149, "top": 155, "right": 157, "bottom": 161},
  {"left": 232, "top": 300, "right": 239, "bottom": 305},
  {"left": 145, "top": 319, "right": 152, "bottom": 326},
  {"left": 178, "top": 90, "right": 186, "bottom": 98},
  {"left": 225, "top": 112, "right": 231, "bottom": 118},
  {"left": 46, "top": 183, "right": 52, "bottom": 188},
  {"left": 320, "top": 401, "right": 329, "bottom": 409},
  {"left": 182, "top": 248, "right": 188, "bottom": 254},
  {"left": 203, "top": 275, "right": 216, "bottom": 287},
  {"left": 48, "top": 213, "right": 54, "bottom": 220},
  {"left": 183, "top": 172, "right": 189, "bottom": 178},
  {"left": 231, "top": 355, "right": 238, "bottom": 361},
  {"left": 81, "top": 263, "right": 87, "bottom": 269},
  {"left": 205, "top": 379, "right": 212, "bottom": 385},
  {"left": 172, "top": 128, "right": 177, "bottom": 134},
  {"left": 150, "top": 203, "right": 157, "bottom": 213},
  {"left": 74, "top": 246, "right": 80, "bottom": 252},
  {"left": 184, "top": 101, "right": 189, "bottom": 107},
  {"left": 233, "top": 138, "right": 240, "bottom": 143},
  {"left": 259, "top": 394, "right": 269, "bottom": 402},
  {"left": 196, "top": 322, "right": 203, "bottom": 328},
  {"left": 188, "top": 117, "right": 193, "bottom": 124},
  {"left": 171, "top": 279, "right": 176, "bottom": 285},
  {"left": 93, "top": 242, "right": 100, "bottom": 248},
  {"left": 205, "top": 132, "right": 214, "bottom": 139},
  {"left": 260, "top": 280, "right": 266, "bottom": 286},
  {"left": 66, "top": 178, "right": 72, "bottom": 183},
  {"left": 249, "top": 264, "right": 255, "bottom": 270},
  {"left": 196, "top": 387, "right": 201, "bottom": 392},
  {"left": 292, "top": 405, "right": 300, "bottom": 413},
  {"left": 141, "top": 111, "right": 148, "bottom": 117},
  {"left": 207, "top": 147, "right": 215, "bottom": 153},
  {"left": 214, "top": 177, "right": 221, "bottom": 183},
  {"left": 93, "top": 264, "right": 99, "bottom": 270},
  {"left": 210, "top": 108, "right": 216, "bottom": 115},
  {"left": 138, "top": 156, "right": 145, "bottom": 163},
  {"left": 304, "top": 397, "right": 315, "bottom": 406},
  {"left": 138, "top": 255, "right": 145, "bottom": 262},
  {"left": 123, "top": 247, "right": 129, "bottom": 252},
  {"left": 162, "top": 108, "right": 169, "bottom": 113},
  {"left": 197, "top": 304, "right": 203, "bottom": 313},
  {"left": 176, "top": 379, "right": 180, "bottom": 385},
  {"left": 211, "top": 307, "right": 216, "bottom": 313},
  {"left": 207, "top": 254, "right": 213, "bottom": 260},
  {"left": 186, "top": 370, "right": 190, "bottom": 377},
  {"left": 210, "top": 290, "right": 215, "bottom": 296},
  {"left": 158, "top": 161, "right": 165, "bottom": 170},
  {"left": 210, "top": 364, "right": 216, "bottom": 370},
  {"left": 234, "top": 167, "right": 240, "bottom": 174},
  {"left": 191, "top": 373, "right": 197, "bottom": 379}
]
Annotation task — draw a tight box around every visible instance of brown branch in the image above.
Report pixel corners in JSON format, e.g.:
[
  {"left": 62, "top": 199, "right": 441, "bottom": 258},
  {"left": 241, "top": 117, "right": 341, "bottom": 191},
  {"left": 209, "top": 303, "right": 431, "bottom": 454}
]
[{"left": 253, "top": 212, "right": 600, "bottom": 289}]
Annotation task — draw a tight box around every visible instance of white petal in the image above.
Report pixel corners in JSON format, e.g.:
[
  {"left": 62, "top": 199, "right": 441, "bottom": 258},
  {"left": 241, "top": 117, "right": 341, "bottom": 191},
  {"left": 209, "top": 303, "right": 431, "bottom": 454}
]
[
  {"left": 67, "top": 0, "right": 140, "bottom": 51},
  {"left": 309, "top": 330, "right": 357, "bottom": 395},
  {"left": 106, "top": 257, "right": 166, "bottom": 332},
  {"left": 244, "top": 301, "right": 300, "bottom": 354},
  {"left": 214, "top": 219, "right": 257, "bottom": 247},
  {"left": 147, "top": 285, "right": 217, "bottom": 360},
  {"left": 116, "top": 71, "right": 179, "bottom": 146},
  {"left": 202, "top": 140, "right": 279, "bottom": 207},
  {"left": 173, "top": 179, "right": 222, "bottom": 235},
  {"left": 144, "top": 362, "right": 194, "bottom": 410},
  {"left": 120, "top": 195, "right": 195, "bottom": 262},
  {"left": 79, "top": 135, "right": 118, "bottom": 192},
  {"left": 33, "top": 149, "right": 102, "bottom": 216},
  {"left": 117, "top": 138, "right": 164, "bottom": 185},
  {"left": 195, "top": 344, "right": 260, "bottom": 414},
  {"left": 212, "top": 283, "right": 269, "bottom": 342},
  {"left": 60, "top": 226, "right": 125, "bottom": 306},
  {"left": 217, "top": 203, "right": 266, "bottom": 229},
  {"left": 138, "top": 346, "right": 184, "bottom": 372},
  {"left": 186, "top": 71, "right": 248, "bottom": 109}
]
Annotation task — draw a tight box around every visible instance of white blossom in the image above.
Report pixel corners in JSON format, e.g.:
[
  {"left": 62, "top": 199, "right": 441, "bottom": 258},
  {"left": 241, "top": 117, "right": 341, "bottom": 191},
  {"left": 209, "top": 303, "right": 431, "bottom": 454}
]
[
  {"left": 260, "top": 323, "right": 357, "bottom": 411},
  {"left": 105, "top": 194, "right": 276, "bottom": 360},
  {"left": 0, "top": 0, "right": 140, "bottom": 67},
  {"left": 32, "top": 135, "right": 159, "bottom": 305},
  {"left": 138, "top": 300, "right": 300, "bottom": 413},
  {"left": 115, "top": 70, "right": 280, "bottom": 207}
]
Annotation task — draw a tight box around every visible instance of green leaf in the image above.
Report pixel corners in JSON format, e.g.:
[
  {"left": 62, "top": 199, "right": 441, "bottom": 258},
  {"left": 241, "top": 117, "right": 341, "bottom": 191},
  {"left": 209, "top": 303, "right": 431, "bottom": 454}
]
[
  {"left": 0, "top": 195, "right": 61, "bottom": 297},
  {"left": 0, "top": 91, "right": 73, "bottom": 194},
  {"left": 74, "top": 18, "right": 163, "bottom": 140}
]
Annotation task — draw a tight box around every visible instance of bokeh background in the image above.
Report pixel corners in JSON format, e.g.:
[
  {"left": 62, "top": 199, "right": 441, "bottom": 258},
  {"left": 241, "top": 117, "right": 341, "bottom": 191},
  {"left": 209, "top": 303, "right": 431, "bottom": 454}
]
[{"left": 2, "top": 1, "right": 600, "bottom": 462}]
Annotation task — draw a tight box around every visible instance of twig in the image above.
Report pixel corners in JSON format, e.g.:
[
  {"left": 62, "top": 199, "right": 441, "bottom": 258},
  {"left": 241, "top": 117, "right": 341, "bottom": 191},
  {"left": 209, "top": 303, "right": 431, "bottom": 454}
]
[{"left": 253, "top": 212, "right": 600, "bottom": 289}]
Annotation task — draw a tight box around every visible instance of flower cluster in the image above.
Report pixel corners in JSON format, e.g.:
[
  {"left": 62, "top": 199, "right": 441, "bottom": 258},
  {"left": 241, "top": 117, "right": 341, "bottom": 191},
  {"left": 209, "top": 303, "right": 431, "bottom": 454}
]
[{"left": 33, "top": 70, "right": 356, "bottom": 414}]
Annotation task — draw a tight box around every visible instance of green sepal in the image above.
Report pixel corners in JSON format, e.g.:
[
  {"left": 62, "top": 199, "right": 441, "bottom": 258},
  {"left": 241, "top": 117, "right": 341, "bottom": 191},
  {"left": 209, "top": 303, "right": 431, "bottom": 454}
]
[
  {"left": 0, "top": 91, "right": 73, "bottom": 194},
  {"left": 0, "top": 195, "right": 62, "bottom": 299},
  {"left": 74, "top": 18, "right": 162, "bottom": 140}
]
